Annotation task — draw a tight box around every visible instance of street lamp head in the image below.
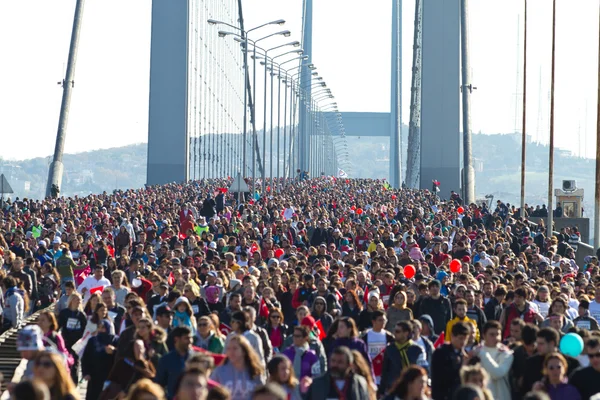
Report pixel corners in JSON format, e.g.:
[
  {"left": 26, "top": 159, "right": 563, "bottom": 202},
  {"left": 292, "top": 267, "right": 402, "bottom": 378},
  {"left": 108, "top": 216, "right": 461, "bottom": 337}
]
[
  {"left": 301, "top": 55, "right": 309, "bottom": 60},
  {"left": 272, "top": 19, "right": 286, "bottom": 26},
  {"left": 290, "top": 41, "right": 301, "bottom": 47},
  {"left": 309, "top": 65, "right": 317, "bottom": 70},
  {"left": 282, "top": 30, "right": 292, "bottom": 37},
  {"left": 218, "top": 31, "right": 228, "bottom": 38},
  {"left": 207, "top": 19, "right": 218, "bottom": 25}
]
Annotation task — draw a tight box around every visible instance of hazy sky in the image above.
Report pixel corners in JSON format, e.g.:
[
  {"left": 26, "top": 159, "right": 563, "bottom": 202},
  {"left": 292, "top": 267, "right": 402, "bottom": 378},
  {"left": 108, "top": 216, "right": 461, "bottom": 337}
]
[{"left": 0, "top": 0, "right": 599, "bottom": 161}]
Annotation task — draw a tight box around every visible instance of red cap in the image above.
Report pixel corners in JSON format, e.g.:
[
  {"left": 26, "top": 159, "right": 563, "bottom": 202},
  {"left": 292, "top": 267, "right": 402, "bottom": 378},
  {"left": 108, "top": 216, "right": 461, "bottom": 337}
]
[
  {"left": 462, "top": 256, "right": 471, "bottom": 263},
  {"left": 301, "top": 316, "right": 317, "bottom": 330}
]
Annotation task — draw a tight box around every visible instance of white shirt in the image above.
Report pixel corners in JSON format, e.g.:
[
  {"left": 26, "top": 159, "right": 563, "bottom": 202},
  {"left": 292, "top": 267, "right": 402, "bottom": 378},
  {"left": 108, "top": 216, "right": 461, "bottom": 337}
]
[{"left": 79, "top": 276, "right": 111, "bottom": 303}]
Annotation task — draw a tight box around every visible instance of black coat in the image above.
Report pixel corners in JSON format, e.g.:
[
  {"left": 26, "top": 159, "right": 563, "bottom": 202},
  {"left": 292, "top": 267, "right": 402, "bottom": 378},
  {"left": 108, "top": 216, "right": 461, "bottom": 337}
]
[
  {"left": 418, "top": 296, "right": 453, "bottom": 335},
  {"left": 431, "top": 344, "right": 464, "bottom": 400},
  {"left": 380, "top": 341, "right": 425, "bottom": 394}
]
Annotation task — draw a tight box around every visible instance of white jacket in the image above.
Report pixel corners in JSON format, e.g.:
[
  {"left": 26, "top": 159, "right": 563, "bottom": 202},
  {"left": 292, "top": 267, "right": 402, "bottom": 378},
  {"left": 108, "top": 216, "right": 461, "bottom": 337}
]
[{"left": 479, "top": 345, "right": 513, "bottom": 400}]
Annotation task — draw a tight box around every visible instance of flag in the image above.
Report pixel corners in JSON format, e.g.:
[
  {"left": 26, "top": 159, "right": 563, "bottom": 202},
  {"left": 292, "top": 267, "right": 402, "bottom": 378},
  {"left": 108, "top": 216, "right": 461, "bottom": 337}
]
[
  {"left": 315, "top": 319, "right": 327, "bottom": 340},
  {"left": 219, "top": 323, "right": 232, "bottom": 336},
  {"left": 89, "top": 286, "right": 105, "bottom": 295},
  {"left": 338, "top": 168, "right": 348, "bottom": 178},
  {"left": 259, "top": 297, "right": 270, "bottom": 319},
  {"left": 192, "top": 346, "right": 227, "bottom": 366},
  {"left": 433, "top": 332, "right": 445, "bottom": 349}
]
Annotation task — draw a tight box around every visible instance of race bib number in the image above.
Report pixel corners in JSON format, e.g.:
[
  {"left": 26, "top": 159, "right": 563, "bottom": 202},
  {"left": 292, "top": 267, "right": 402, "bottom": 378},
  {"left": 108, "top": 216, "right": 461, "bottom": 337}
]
[
  {"left": 192, "top": 305, "right": 199, "bottom": 315},
  {"left": 577, "top": 320, "right": 591, "bottom": 330},
  {"left": 66, "top": 318, "right": 80, "bottom": 330},
  {"left": 311, "top": 361, "right": 321, "bottom": 376},
  {"left": 382, "top": 295, "right": 390, "bottom": 305}
]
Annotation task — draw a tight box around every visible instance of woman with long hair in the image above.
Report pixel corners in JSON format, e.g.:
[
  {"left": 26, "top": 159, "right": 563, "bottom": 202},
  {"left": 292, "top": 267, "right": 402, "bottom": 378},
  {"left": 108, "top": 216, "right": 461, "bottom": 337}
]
[
  {"left": 135, "top": 317, "right": 168, "bottom": 368},
  {"left": 104, "top": 339, "right": 156, "bottom": 399},
  {"left": 383, "top": 365, "right": 430, "bottom": 400},
  {"left": 37, "top": 311, "right": 74, "bottom": 371},
  {"left": 330, "top": 317, "right": 372, "bottom": 375},
  {"left": 351, "top": 350, "right": 377, "bottom": 400},
  {"left": 32, "top": 352, "right": 80, "bottom": 400},
  {"left": 210, "top": 335, "right": 265, "bottom": 400},
  {"left": 341, "top": 289, "right": 363, "bottom": 325},
  {"left": 532, "top": 352, "right": 581, "bottom": 400},
  {"left": 58, "top": 292, "right": 87, "bottom": 384},
  {"left": 83, "top": 301, "right": 112, "bottom": 338},
  {"left": 264, "top": 308, "right": 288, "bottom": 353},
  {"left": 267, "top": 355, "right": 300, "bottom": 400},
  {"left": 82, "top": 292, "right": 102, "bottom": 317},
  {"left": 38, "top": 262, "right": 60, "bottom": 308}
]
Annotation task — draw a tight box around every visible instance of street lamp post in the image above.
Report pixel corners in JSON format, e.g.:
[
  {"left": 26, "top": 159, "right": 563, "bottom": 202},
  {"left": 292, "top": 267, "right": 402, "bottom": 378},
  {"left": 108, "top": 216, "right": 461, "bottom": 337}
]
[{"left": 210, "top": 18, "right": 285, "bottom": 184}]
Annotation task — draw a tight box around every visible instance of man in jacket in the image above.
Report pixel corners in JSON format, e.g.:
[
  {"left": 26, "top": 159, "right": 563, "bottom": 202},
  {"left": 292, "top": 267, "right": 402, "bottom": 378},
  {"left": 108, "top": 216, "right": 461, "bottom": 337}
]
[
  {"left": 431, "top": 321, "right": 469, "bottom": 400},
  {"left": 155, "top": 326, "right": 195, "bottom": 399},
  {"left": 484, "top": 285, "right": 507, "bottom": 322},
  {"left": 303, "top": 346, "right": 369, "bottom": 400},
  {"left": 412, "top": 319, "right": 434, "bottom": 372},
  {"left": 380, "top": 321, "right": 426, "bottom": 394},
  {"left": 418, "top": 279, "right": 452, "bottom": 334}
]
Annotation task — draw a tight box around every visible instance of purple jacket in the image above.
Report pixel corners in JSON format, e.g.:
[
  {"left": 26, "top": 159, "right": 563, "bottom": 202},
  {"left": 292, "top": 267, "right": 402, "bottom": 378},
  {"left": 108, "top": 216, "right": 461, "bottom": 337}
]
[
  {"left": 282, "top": 346, "right": 321, "bottom": 379},
  {"left": 545, "top": 382, "right": 581, "bottom": 400}
]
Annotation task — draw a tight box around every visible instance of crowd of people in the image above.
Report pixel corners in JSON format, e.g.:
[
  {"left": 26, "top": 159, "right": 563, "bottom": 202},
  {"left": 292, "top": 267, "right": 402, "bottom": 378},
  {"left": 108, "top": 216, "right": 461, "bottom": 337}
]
[{"left": 0, "top": 177, "right": 598, "bottom": 400}]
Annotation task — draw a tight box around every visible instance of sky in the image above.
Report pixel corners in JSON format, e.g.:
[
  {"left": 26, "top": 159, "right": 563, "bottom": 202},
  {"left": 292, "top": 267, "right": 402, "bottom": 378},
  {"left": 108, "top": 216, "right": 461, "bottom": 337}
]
[{"left": 0, "top": 0, "right": 599, "bottom": 161}]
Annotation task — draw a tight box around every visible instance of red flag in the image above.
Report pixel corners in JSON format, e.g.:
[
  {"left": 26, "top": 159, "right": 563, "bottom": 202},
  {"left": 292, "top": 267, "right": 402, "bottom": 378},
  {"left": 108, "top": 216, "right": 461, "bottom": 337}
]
[
  {"left": 315, "top": 319, "right": 327, "bottom": 340},
  {"left": 372, "top": 350, "right": 385, "bottom": 380},
  {"left": 363, "top": 286, "right": 370, "bottom": 304},
  {"left": 168, "top": 271, "right": 175, "bottom": 287},
  {"left": 250, "top": 243, "right": 259, "bottom": 254},
  {"left": 89, "top": 286, "right": 105, "bottom": 295},
  {"left": 433, "top": 332, "right": 445, "bottom": 349},
  {"left": 178, "top": 232, "right": 187, "bottom": 240},
  {"left": 75, "top": 270, "right": 88, "bottom": 287},
  {"left": 193, "top": 346, "right": 227, "bottom": 366},
  {"left": 259, "top": 297, "right": 270, "bottom": 319},
  {"left": 219, "top": 323, "right": 232, "bottom": 336}
]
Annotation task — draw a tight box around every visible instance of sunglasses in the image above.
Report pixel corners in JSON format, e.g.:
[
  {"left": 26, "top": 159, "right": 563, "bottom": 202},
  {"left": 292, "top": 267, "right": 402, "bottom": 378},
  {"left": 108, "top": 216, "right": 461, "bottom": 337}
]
[
  {"left": 589, "top": 353, "right": 600, "bottom": 359},
  {"left": 547, "top": 364, "right": 563, "bottom": 370},
  {"left": 270, "top": 315, "right": 281, "bottom": 319},
  {"left": 35, "top": 360, "right": 53, "bottom": 369}
]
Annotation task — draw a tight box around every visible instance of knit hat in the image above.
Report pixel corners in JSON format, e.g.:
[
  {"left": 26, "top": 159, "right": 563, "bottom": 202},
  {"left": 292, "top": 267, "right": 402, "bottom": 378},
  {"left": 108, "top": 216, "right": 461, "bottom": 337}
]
[
  {"left": 301, "top": 316, "right": 317, "bottom": 330},
  {"left": 17, "top": 325, "right": 44, "bottom": 351}
]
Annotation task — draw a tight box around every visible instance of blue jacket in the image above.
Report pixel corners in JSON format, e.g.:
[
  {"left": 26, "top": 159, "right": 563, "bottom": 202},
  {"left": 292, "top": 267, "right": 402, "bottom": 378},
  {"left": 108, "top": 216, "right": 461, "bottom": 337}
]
[{"left": 155, "top": 349, "right": 193, "bottom": 399}]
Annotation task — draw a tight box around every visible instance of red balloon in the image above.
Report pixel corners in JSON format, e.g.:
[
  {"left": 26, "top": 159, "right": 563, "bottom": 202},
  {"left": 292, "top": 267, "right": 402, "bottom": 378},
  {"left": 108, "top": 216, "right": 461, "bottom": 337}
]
[
  {"left": 274, "top": 248, "right": 284, "bottom": 258},
  {"left": 450, "top": 259, "right": 462, "bottom": 273},
  {"left": 357, "top": 208, "right": 363, "bottom": 215},
  {"left": 391, "top": 195, "right": 397, "bottom": 200},
  {"left": 404, "top": 264, "right": 416, "bottom": 279},
  {"left": 350, "top": 205, "right": 356, "bottom": 211},
  {"left": 457, "top": 206, "right": 465, "bottom": 214}
]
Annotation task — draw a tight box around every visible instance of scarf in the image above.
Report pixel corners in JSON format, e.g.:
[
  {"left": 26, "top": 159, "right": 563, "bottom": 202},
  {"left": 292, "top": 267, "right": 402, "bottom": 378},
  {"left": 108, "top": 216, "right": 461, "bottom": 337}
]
[
  {"left": 293, "top": 343, "right": 310, "bottom": 378},
  {"left": 95, "top": 320, "right": 115, "bottom": 352},
  {"left": 174, "top": 310, "right": 192, "bottom": 329},
  {"left": 395, "top": 340, "right": 414, "bottom": 368}
]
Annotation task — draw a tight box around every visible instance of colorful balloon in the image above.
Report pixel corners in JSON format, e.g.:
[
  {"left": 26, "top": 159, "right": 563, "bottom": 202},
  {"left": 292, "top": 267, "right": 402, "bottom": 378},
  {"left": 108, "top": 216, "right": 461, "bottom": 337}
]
[
  {"left": 357, "top": 208, "right": 363, "bottom": 215},
  {"left": 560, "top": 333, "right": 584, "bottom": 357},
  {"left": 391, "top": 195, "right": 397, "bottom": 200},
  {"left": 449, "top": 259, "right": 462, "bottom": 273},
  {"left": 404, "top": 264, "right": 416, "bottom": 279},
  {"left": 351, "top": 205, "right": 356, "bottom": 211},
  {"left": 274, "top": 248, "right": 284, "bottom": 258},
  {"left": 457, "top": 206, "right": 465, "bottom": 214}
]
